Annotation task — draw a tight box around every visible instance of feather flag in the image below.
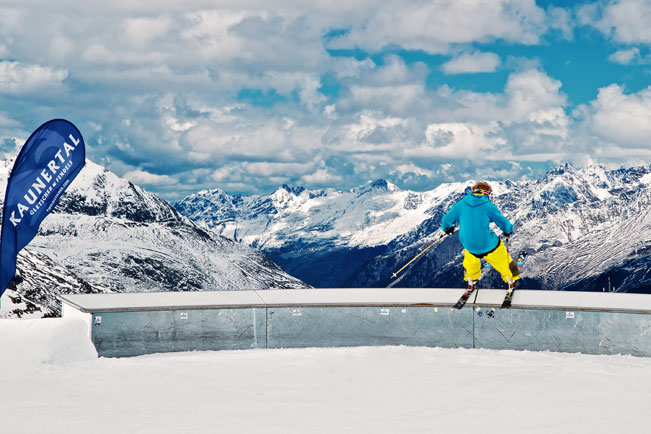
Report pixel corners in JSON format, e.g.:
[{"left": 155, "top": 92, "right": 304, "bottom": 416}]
[{"left": 0, "top": 119, "right": 86, "bottom": 297}]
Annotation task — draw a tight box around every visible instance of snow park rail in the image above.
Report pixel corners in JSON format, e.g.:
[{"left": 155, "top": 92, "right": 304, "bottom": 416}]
[{"left": 59, "top": 288, "right": 651, "bottom": 358}]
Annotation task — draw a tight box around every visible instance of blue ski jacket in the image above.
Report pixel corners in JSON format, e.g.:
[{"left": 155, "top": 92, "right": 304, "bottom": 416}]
[{"left": 441, "top": 193, "right": 513, "bottom": 256}]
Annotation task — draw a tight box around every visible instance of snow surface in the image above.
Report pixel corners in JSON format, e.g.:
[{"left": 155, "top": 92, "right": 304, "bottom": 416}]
[{"left": 2, "top": 318, "right": 651, "bottom": 434}]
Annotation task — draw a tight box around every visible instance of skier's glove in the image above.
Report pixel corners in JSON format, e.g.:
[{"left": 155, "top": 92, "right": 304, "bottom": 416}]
[
  {"left": 504, "top": 232, "right": 512, "bottom": 238},
  {"left": 444, "top": 227, "right": 455, "bottom": 235}
]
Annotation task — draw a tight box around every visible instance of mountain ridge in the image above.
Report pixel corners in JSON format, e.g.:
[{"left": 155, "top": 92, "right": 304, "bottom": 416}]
[
  {"left": 174, "top": 164, "right": 651, "bottom": 293},
  {"left": 0, "top": 159, "right": 309, "bottom": 319}
]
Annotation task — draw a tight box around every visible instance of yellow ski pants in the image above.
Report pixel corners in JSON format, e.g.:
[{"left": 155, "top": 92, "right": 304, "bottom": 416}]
[{"left": 463, "top": 241, "right": 520, "bottom": 283}]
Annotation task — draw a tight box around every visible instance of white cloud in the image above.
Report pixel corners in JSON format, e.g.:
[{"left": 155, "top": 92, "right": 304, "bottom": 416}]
[
  {"left": 503, "top": 69, "right": 566, "bottom": 123},
  {"left": 49, "top": 35, "right": 74, "bottom": 61},
  {"left": 212, "top": 166, "right": 238, "bottom": 183},
  {"left": 2, "top": 1, "right": 644, "bottom": 197},
  {"left": 324, "top": 104, "right": 337, "bottom": 120},
  {"left": 324, "top": 111, "right": 411, "bottom": 153},
  {"left": 328, "top": 0, "right": 547, "bottom": 53},
  {"left": 344, "top": 83, "right": 428, "bottom": 115},
  {"left": 546, "top": 6, "right": 573, "bottom": 40},
  {"left": 335, "top": 56, "right": 431, "bottom": 115},
  {"left": 180, "top": 10, "right": 272, "bottom": 64},
  {"left": 81, "top": 43, "right": 170, "bottom": 66},
  {"left": 319, "top": 67, "right": 570, "bottom": 174},
  {"left": 124, "top": 170, "right": 178, "bottom": 186},
  {"left": 608, "top": 47, "right": 641, "bottom": 65},
  {"left": 441, "top": 51, "right": 501, "bottom": 74},
  {"left": 392, "top": 163, "right": 435, "bottom": 178},
  {"left": 301, "top": 167, "right": 343, "bottom": 185},
  {"left": 242, "top": 160, "right": 317, "bottom": 178},
  {"left": 432, "top": 69, "right": 567, "bottom": 128},
  {"left": 588, "top": 84, "right": 651, "bottom": 148},
  {"left": 330, "top": 57, "right": 376, "bottom": 80},
  {"left": 186, "top": 124, "right": 276, "bottom": 159},
  {"left": 261, "top": 71, "right": 326, "bottom": 111},
  {"left": 365, "top": 55, "right": 419, "bottom": 85},
  {"left": 0, "top": 61, "right": 67, "bottom": 95},
  {"left": 402, "top": 68, "right": 570, "bottom": 161},
  {"left": 417, "top": 122, "right": 506, "bottom": 159},
  {"left": 120, "top": 16, "right": 172, "bottom": 50},
  {"left": 607, "top": 47, "right": 651, "bottom": 66},
  {"left": 582, "top": 0, "right": 651, "bottom": 44}
]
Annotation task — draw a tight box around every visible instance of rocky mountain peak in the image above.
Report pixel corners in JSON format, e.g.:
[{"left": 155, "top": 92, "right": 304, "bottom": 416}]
[{"left": 0, "top": 159, "right": 308, "bottom": 318}]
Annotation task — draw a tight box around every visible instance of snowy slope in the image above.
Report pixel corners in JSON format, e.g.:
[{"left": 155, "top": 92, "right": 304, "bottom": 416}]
[
  {"left": 2, "top": 318, "right": 651, "bottom": 434},
  {"left": 0, "top": 159, "right": 308, "bottom": 318},
  {"left": 175, "top": 164, "right": 651, "bottom": 291}
]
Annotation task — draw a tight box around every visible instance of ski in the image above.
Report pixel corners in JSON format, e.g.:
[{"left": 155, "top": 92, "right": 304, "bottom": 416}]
[
  {"left": 454, "top": 280, "right": 477, "bottom": 309},
  {"left": 501, "top": 250, "right": 528, "bottom": 309},
  {"left": 501, "top": 280, "right": 515, "bottom": 308}
]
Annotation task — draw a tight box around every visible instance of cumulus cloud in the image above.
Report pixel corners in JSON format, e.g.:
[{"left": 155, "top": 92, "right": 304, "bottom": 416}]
[
  {"left": 120, "top": 16, "right": 172, "bottom": 50},
  {"left": 432, "top": 68, "right": 568, "bottom": 133},
  {"left": 343, "top": 83, "right": 428, "bottom": 115},
  {"left": 441, "top": 52, "right": 501, "bottom": 74},
  {"left": 0, "top": 61, "right": 67, "bottom": 95},
  {"left": 587, "top": 84, "right": 651, "bottom": 148},
  {"left": 580, "top": 0, "right": 651, "bottom": 44},
  {"left": 392, "top": 163, "right": 435, "bottom": 178},
  {"left": 322, "top": 111, "right": 412, "bottom": 153},
  {"left": 335, "top": 56, "right": 432, "bottom": 116},
  {"left": 418, "top": 122, "right": 506, "bottom": 159},
  {"left": 608, "top": 47, "right": 642, "bottom": 64},
  {"left": 546, "top": 6, "right": 573, "bottom": 40},
  {"left": 0, "top": 1, "right": 643, "bottom": 198},
  {"left": 124, "top": 170, "right": 178, "bottom": 186},
  {"left": 401, "top": 68, "right": 570, "bottom": 163},
  {"left": 503, "top": 69, "right": 566, "bottom": 122},
  {"left": 328, "top": 0, "right": 547, "bottom": 53},
  {"left": 242, "top": 160, "right": 318, "bottom": 178},
  {"left": 150, "top": 64, "right": 570, "bottom": 193},
  {"left": 301, "top": 166, "right": 343, "bottom": 185}
]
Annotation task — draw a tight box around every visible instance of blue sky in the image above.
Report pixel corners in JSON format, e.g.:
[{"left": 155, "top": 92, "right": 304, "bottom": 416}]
[{"left": 0, "top": 0, "right": 650, "bottom": 200}]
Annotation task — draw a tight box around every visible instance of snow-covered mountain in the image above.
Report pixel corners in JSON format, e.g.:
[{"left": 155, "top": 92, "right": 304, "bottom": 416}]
[
  {"left": 174, "top": 164, "right": 651, "bottom": 293},
  {"left": 0, "top": 159, "right": 308, "bottom": 318}
]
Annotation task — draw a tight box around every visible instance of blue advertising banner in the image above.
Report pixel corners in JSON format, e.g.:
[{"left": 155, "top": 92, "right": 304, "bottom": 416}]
[{"left": 0, "top": 119, "right": 86, "bottom": 297}]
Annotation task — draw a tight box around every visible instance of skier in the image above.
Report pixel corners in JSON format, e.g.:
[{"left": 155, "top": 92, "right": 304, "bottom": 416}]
[{"left": 441, "top": 181, "right": 520, "bottom": 291}]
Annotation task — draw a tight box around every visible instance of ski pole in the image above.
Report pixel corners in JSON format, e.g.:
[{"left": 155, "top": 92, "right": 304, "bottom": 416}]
[{"left": 391, "top": 232, "right": 449, "bottom": 279}]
